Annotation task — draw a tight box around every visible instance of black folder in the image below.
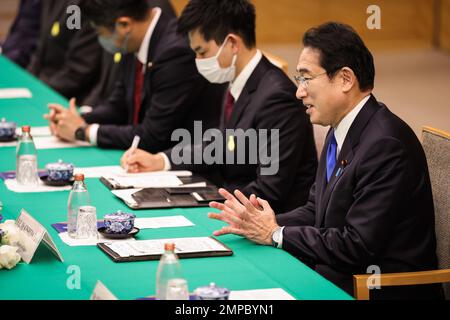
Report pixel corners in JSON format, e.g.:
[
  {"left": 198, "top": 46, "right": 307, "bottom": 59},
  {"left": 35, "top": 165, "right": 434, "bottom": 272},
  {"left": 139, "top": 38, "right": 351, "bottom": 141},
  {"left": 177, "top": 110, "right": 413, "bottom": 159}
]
[
  {"left": 102, "top": 175, "right": 225, "bottom": 209},
  {"left": 97, "top": 237, "right": 233, "bottom": 263}
]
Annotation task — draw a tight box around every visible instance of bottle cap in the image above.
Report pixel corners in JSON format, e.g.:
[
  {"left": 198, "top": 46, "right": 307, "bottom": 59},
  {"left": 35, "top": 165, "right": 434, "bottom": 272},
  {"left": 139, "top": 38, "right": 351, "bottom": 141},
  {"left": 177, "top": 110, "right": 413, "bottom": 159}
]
[
  {"left": 164, "top": 243, "right": 175, "bottom": 251},
  {"left": 74, "top": 173, "right": 85, "bottom": 181},
  {"left": 22, "top": 126, "right": 31, "bottom": 133}
]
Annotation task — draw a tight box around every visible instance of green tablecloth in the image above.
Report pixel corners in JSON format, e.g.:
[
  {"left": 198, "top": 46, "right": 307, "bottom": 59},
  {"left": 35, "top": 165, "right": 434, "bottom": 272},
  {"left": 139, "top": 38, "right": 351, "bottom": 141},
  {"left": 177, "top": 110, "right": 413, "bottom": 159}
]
[{"left": 0, "top": 55, "right": 352, "bottom": 300}]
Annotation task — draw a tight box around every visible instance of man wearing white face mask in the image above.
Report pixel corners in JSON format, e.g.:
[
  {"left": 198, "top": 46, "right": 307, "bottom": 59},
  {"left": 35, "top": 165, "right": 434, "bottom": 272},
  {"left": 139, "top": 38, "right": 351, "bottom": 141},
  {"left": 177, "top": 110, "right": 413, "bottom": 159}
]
[
  {"left": 43, "top": 0, "right": 224, "bottom": 152},
  {"left": 121, "top": 0, "right": 318, "bottom": 213}
]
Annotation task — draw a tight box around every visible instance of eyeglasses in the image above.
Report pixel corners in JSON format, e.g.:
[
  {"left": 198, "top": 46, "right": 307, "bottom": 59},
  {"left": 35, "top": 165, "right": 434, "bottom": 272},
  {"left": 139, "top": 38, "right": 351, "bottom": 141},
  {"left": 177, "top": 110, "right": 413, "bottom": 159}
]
[{"left": 294, "top": 72, "right": 327, "bottom": 88}]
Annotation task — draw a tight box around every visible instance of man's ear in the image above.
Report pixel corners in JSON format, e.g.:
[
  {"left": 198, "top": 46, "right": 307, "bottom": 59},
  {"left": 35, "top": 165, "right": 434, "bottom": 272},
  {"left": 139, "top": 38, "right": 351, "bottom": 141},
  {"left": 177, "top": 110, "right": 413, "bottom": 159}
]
[
  {"left": 227, "top": 34, "right": 241, "bottom": 55},
  {"left": 340, "top": 67, "right": 357, "bottom": 93}
]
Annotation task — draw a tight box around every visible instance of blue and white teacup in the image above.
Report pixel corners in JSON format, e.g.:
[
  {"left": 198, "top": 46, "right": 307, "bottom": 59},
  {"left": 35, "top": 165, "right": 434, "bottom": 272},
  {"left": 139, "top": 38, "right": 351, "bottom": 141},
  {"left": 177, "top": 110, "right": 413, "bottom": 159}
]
[
  {"left": 0, "top": 118, "right": 16, "bottom": 141},
  {"left": 104, "top": 211, "right": 136, "bottom": 234},
  {"left": 45, "top": 160, "right": 74, "bottom": 182}
]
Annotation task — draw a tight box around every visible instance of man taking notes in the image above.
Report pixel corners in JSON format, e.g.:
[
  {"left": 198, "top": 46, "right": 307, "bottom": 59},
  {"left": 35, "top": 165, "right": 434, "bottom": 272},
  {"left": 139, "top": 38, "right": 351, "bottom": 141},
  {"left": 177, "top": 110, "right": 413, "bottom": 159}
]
[
  {"left": 44, "top": 0, "right": 224, "bottom": 152},
  {"left": 207, "top": 22, "right": 442, "bottom": 300},
  {"left": 121, "top": 0, "right": 318, "bottom": 213}
]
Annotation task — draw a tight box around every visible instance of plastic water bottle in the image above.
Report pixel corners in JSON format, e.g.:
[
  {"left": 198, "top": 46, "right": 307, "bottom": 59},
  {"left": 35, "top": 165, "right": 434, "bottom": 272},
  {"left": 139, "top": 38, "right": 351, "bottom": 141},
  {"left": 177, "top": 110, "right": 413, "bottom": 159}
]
[
  {"left": 67, "top": 174, "right": 91, "bottom": 238},
  {"left": 16, "top": 126, "right": 39, "bottom": 186},
  {"left": 156, "top": 243, "right": 189, "bottom": 300}
]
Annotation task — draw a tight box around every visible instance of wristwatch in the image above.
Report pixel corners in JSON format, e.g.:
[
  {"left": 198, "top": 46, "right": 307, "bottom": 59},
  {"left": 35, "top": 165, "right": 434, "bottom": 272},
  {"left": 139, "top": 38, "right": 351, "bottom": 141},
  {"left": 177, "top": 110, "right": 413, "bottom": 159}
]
[
  {"left": 75, "top": 125, "right": 88, "bottom": 142},
  {"left": 271, "top": 226, "right": 283, "bottom": 248}
]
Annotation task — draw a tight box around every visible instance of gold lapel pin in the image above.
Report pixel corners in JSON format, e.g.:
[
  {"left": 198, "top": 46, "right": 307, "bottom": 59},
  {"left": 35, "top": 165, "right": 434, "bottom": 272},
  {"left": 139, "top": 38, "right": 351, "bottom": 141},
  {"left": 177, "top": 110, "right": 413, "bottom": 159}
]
[
  {"left": 227, "top": 135, "right": 235, "bottom": 152},
  {"left": 51, "top": 21, "right": 60, "bottom": 37}
]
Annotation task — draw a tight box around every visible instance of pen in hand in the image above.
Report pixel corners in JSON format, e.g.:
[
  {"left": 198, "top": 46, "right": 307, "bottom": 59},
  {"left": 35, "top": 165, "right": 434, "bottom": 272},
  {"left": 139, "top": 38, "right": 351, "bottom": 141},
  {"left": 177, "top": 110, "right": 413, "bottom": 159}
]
[{"left": 125, "top": 135, "right": 141, "bottom": 173}]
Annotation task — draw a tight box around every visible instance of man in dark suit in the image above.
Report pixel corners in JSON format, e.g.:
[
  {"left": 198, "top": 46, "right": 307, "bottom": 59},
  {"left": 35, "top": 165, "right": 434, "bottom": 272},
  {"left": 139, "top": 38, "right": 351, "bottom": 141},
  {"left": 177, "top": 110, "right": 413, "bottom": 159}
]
[
  {"left": 208, "top": 22, "right": 442, "bottom": 299},
  {"left": 1, "top": 0, "right": 41, "bottom": 68},
  {"left": 45, "top": 0, "right": 223, "bottom": 152},
  {"left": 28, "top": 0, "right": 102, "bottom": 105},
  {"left": 82, "top": 0, "right": 177, "bottom": 107},
  {"left": 120, "top": 0, "right": 317, "bottom": 213}
]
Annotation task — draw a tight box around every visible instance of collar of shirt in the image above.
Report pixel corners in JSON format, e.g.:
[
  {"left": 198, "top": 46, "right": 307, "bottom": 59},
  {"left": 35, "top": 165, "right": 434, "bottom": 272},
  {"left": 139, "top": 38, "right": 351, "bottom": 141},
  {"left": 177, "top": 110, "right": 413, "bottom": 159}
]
[
  {"left": 229, "top": 49, "right": 262, "bottom": 102},
  {"left": 136, "top": 7, "right": 162, "bottom": 70},
  {"left": 334, "top": 95, "right": 371, "bottom": 156}
]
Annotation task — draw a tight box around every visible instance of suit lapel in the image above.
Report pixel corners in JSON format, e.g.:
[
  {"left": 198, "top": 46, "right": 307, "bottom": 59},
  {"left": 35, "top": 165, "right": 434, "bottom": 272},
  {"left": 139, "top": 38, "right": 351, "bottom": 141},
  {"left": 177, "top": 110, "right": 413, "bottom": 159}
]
[
  {"left": 316, "top": 95, "right": 381, "bottom": 227},
  {"left": 225, "top": 56, "right": 271, "bottom": 128},
  {"left": 141, "top": 10, "right": 170, "bottom": 106}
]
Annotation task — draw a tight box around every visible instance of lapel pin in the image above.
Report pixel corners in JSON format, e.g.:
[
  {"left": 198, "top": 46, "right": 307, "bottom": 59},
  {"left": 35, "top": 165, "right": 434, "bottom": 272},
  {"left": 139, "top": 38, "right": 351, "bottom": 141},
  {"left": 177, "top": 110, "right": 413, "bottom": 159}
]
[
  {"left": 335, "top": 160, "right": 348, "bottom": 178},
  {"left": 51, "top": 21, "right": 60, "bottom": 37},
  {"left": 227, "top": 135, "right": 235, "bottom": 152},
  {"left": 114, "top": 53, "right": 122, "bottom": 64},
  {"left": 147, "top": 62, "right": 153, "bottom": 69}
]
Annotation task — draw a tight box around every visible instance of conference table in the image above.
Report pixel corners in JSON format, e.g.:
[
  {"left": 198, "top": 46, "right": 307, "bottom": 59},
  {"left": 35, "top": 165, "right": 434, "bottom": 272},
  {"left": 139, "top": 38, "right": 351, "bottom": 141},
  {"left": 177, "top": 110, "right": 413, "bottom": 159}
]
[{"left": 0, "top": 55, "right": 352, "bottom": 300}]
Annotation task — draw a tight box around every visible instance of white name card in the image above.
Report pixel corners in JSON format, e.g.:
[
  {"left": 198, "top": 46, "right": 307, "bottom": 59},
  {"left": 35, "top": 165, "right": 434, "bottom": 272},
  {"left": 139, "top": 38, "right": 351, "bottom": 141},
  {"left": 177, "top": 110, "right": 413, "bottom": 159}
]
[
  {"left": 15, "top": 209, "right": 64, "bottom": 264},
  {"left": 90, "top": 281, "right": 118, "bottom": 300}
]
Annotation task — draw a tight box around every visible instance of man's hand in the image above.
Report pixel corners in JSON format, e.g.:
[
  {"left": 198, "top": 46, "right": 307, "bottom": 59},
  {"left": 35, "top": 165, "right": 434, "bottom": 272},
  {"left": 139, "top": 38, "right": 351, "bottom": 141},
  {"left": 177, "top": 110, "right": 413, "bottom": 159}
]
[
  {"left": 44, "top": 98, "right": 86, "bottom": 142},
  {"left": 208, "top": 188, "right": 279, "bottom": 246},
  {"left": 120, "top": 148, "right": 165, "bottom": 173}
]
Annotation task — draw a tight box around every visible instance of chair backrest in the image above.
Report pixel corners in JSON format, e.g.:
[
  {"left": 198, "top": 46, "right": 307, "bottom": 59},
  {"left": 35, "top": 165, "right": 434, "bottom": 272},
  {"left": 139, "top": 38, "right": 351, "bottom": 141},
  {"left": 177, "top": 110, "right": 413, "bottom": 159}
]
[
  {"left": 422, "top": 126, "right": 450, "bottom": 299},
  {"left": 262, "top": 51, "right": 289, "bottom": 74}
]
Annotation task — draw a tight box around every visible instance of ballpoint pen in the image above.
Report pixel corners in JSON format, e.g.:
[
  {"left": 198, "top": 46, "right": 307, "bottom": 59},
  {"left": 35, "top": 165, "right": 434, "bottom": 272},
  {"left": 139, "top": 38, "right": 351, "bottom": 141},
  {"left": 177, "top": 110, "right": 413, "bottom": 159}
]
[{"left": 125, "top": 135, "right": 141, "bottom": 173}]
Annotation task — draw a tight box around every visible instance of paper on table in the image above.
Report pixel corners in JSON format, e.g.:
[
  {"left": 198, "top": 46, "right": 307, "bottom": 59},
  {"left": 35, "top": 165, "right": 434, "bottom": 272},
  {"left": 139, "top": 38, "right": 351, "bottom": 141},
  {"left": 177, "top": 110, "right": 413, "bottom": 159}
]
[
  {"left": 0, "top": 88, "right": 32, "bottom": 99},
  {"left": 134, "top": 216, "right": 194, "bottom": 229},
  {"left": 4, "top": 179, "right": 72, "bottom": 193},
  {"left": 229, "top": 288, "right": 296, "bottom": 300},
  {"left": 111, "top": 188, "right": 141, "bottom": 207},
  {"left": 16, "top": 126, "right": 51, "bottom": 137},
  {"left": 74, "top": 166, "right": 126, "bottom": 178},
  {"left": 0, "top": 136, "right": 91, "bottom": 149},
  {"left": 105, "top": 237, "right": 228, "bottom": 258},
  {"left": 105, "top": 174, "right": 183, "bottom": 188},
  {"left": 73, "top": 166, "right": 192, "bottom": 179},
  {"left": 59, "top": 232, "right": 136, "bottom": 247}
]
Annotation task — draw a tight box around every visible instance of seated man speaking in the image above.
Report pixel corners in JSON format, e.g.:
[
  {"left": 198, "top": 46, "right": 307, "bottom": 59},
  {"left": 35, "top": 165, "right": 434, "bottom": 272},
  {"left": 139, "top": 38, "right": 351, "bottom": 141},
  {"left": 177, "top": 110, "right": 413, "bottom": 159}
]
[
  {"left": 120, "top": 0, "right": 318, "bottom": 213},
  {"left": 208, "top": 22, "right": 442, "bottom": 300},
  {"left": 44, "top": 0, "right": 223, "bottom": 152}
]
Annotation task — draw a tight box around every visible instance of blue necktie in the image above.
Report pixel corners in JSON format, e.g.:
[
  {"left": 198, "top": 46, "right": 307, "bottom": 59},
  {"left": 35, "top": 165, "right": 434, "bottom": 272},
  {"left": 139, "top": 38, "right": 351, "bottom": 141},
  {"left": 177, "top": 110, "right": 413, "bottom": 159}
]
[{"left": 326, "top": 130, "right": 337, "bottom": 183}]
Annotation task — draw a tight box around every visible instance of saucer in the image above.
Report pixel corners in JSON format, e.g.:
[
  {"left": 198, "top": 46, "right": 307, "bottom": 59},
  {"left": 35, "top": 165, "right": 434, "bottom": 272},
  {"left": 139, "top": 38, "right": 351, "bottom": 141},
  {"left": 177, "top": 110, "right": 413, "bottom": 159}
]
[
  {"left": 0, "top": 136, "right": 17, "bottom": 143},
  {"left": 40, "top": 175, "right": 74, "bottom": 187},
  {"left": 98, "top": 227, "right": 140, "bottom": 239}
]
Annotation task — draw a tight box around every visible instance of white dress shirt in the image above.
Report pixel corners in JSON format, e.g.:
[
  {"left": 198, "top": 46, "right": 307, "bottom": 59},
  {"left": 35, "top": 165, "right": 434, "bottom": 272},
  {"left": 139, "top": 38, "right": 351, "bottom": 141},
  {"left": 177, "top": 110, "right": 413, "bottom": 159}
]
[
  {"left": 160, "top": 49, "right": 263, "bottom": 170},
  {"left": 89, "top": 8, "right": 162, "bottom": 146}
]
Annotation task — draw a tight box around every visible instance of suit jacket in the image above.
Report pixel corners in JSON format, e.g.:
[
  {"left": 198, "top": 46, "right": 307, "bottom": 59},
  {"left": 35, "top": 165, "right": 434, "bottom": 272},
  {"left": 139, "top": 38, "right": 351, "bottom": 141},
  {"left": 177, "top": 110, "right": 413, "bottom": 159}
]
[
  {"left": 28, "top": 0, "right": 102, "bottom": 105},
  {"left": 82, "top": 0, "right": 177, "bottom": 107},
  {"left": 82, "top": 11, "right": 224, "bottom": 152},
  {"left": 277, "top": 95, "right": 442, "bottom": 299},
  {"left": 1, "top": 0, "right": 41, "bottom": 68},
  {"left": 166, "top": 56, "right": 318, "bottom": 212}
]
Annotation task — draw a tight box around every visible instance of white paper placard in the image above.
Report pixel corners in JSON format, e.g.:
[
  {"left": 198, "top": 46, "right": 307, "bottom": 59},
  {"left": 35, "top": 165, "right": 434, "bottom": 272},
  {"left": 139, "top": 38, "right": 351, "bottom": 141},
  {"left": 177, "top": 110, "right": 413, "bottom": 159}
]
[
  {"left": 0, "top": 88, "right": 32, "bottom": 99},
  {"left": 90, "top": 281, "right": 118, "bottom": 300},
  {"left": 15, "top": 209, "right": 64, "bottom": 264}
]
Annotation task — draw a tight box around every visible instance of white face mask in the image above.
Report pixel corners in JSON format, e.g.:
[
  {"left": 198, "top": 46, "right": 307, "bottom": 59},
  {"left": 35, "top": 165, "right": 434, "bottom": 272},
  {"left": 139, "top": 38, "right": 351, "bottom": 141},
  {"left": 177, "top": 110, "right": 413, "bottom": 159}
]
[{"left": 195, "top": 37, "right": 237, "bottom": 84}]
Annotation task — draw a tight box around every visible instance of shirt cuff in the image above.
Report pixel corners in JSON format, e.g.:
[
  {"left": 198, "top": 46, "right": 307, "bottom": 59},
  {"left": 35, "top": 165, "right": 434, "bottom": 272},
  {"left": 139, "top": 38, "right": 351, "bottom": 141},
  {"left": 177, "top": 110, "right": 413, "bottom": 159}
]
[
  {"left": 278, "top": 226, "right": 285, "bottom": 249},
  {"left": 88, "top": 124, "right": 100, "bottom": 146},
  {"left": 158, "top": 152, "right": 172, "bottom": 171}
]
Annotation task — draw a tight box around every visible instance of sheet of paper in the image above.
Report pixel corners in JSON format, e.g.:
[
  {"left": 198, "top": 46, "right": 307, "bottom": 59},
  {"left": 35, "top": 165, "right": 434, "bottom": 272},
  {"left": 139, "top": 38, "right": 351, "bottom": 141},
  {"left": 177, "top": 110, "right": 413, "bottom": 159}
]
[
  {"left": 5, "top": 179, "right": 72, "bottom": 193},
  {"left": 16, "top": 126, "right": 51, "bottom": 137},
  {"left": 229, "top": 288, "right": 296, "bottom": 300},
  {"left": 74, "top": 167, "right": 192, "bottom": 179},
  {"left": 115, "top": 170, "right": 193, "bottom": 178},
  {"left": 105, "top": 174, "right": 183, "bottom": 188},
  {"left": 74, "top": 166, "right": 126, "bottom": 178},
  {"left": 0, "top": 136, "right": 91, "bottom": 149},
  {"left": 111, "top": 188, "right": 142, "bottom": 207},
  {"left": 104, "top": 237, "right": 228, "bottom": 257},
  {"left": 134, "top": 216, "right": 194, "bottom": 229},
  {"left": 58, "top": 232, "right": 136, "bottom": 247},
  {"left": 0, "top": 88, "right": 32, "bottom": 99},
  {"left": 90, "top": 281, "right": 118, "bottom": 300}
]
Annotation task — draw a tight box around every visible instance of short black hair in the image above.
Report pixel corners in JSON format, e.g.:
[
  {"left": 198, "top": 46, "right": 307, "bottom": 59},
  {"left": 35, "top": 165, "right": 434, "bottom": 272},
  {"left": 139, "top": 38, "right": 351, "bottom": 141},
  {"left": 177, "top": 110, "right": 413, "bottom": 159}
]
[
  {"left": 80, "top": 0, "right": 149, "bottom": 29},
  {"left": 177, "top": 0, "right": 256, "bottom": 49},
  {"left": 303, "top": 22, "right": 375, "bottom": 91}
]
